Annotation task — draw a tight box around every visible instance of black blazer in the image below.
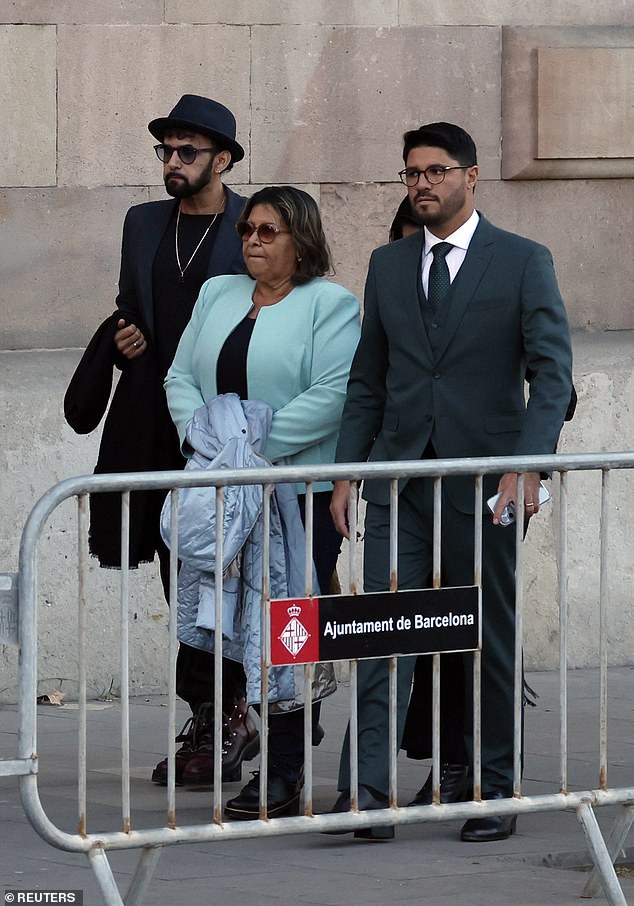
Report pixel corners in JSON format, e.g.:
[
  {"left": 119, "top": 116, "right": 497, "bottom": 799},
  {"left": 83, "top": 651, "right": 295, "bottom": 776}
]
[
  {"left": 116, "top": 188, "right": 246, "bottom": 337},
  {"left": 65, "top": 188, "right": 247, "bottom": 567}
]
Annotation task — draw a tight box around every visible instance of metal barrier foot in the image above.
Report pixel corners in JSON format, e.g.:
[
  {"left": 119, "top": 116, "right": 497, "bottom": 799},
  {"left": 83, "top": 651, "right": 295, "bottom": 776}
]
[
  {"left": 582, "top": 804, "right": 634, "bottom": 900},
  {"left": 87, "top": 847, "right": 125, "bottom": 906},
  {"left": 577, "top": 801, "right": 629, "bottom": 905},
  {"left": 125, "top": 846, "right": 163, "bottom": 906}
]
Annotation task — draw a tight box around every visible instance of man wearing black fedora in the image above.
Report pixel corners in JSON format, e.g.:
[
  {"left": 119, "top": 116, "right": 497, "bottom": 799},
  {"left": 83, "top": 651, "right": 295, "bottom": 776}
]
[{"left": 92, "top": 94, "right": 259, "bottom": 788}]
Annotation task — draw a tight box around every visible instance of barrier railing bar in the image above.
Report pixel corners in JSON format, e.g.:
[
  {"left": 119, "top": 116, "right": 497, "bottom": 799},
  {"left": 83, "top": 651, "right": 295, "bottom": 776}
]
[
  {"left": 24, "top": 452, "right": 634, "bottom": 507},
  {"left": 213, "top": 485, "right": 225, "bottom": 822},
  {"left": 166, "top": 489, "right": 179, "bottom": 826},
  {"left": 599, "top": 469, "right": 610, "bottom": 791},
  {"left": 303, "top": 659, "right": 315, "bottom": 816},
  {"left": 77, "top": 493, "right": 89, "bottom": 837},
  {"left": 558, "top": 472, "right": 569, "bottom": 794},
  {"left": 348, "top": 480, "right": 359, "bottom": 596},
  {"left": 304, "top": 482, "right": 314, "bottom": 598},
  {"left": 260, "top": 483, "right": 273, "bottom": 819},
  {"left": 120, "top": 491, "right": 131, "bottom": 834},
  {"left": 21, "top": 786, "right": 634, "bottom": 853},
  {"left": 431, "top": 476, "right": 441, "bottom": 804},
  {"left": 303, "top": 483, "right": 315, "bottom": 815},
  {"left": 472, "top": 476, "right": 483, "bottom": 802},
  {"left": 389, "top": 477, "right": 398, "bottom": 594},
  {"left": 348, "top": 480, "right": 360, "bottom": 810},
  {"left": 388, "top": 477, "right": 399, "bottom": 806},
  {"left": 513, "top": 476, "right": 525, "bottom": 797}
]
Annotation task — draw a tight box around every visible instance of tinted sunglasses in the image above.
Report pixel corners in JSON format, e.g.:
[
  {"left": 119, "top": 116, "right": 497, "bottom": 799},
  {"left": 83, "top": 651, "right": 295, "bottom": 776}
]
[
  {"left": 237, "top": 221, "right": 291, "bottom": 243},
  {"left": 154, "top": 143, "right": 217, "bottom": 165}
]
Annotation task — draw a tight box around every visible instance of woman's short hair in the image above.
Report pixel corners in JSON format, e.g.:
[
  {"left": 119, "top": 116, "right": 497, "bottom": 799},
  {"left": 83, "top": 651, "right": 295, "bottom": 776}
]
[{"left": 237, "top": 186, "right": 333, "bottom": 285}]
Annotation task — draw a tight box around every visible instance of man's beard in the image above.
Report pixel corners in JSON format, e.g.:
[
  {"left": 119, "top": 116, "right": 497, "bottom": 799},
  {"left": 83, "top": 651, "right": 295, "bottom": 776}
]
[
  {"left": 410, "top": 185, "right": 467, "bottom": 228},
  {"left": 164, "top": 158, "right": 214, "bottom": 198}
]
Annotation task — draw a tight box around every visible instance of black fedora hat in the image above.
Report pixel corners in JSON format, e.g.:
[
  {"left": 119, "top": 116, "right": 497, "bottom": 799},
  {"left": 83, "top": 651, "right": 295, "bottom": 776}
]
[{"left": 148, "top": 95, "right": 244, "bottom": 162}]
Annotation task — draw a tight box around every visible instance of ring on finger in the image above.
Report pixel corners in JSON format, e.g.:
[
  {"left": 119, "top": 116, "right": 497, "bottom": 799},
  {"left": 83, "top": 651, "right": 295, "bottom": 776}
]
[{"left": 133, "top": 340, "right": 139, "bottom": 348}]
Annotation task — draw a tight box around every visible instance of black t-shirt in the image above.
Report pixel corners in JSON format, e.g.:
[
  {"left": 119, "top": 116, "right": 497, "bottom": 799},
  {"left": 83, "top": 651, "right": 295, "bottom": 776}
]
[
  {"left": 216, "top": 315, "right": 256, "bottom": 399},
  {"left": 151, "top": 207, "right": 222, "bottom": 469},
  {"left": 152, "top": 208, "right": 222, "bottom": 381}
]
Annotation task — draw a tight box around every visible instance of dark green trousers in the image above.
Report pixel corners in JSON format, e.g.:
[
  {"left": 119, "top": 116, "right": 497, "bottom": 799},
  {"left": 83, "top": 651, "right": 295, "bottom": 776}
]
[{"left": 337, "top": 476, "right": 517, "bottom": 796}]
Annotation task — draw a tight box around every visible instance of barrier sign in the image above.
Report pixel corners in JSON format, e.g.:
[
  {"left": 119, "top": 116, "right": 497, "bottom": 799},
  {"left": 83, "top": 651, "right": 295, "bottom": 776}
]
[{"left": 269, "top": 586, "right": 480, "bottom": 666}]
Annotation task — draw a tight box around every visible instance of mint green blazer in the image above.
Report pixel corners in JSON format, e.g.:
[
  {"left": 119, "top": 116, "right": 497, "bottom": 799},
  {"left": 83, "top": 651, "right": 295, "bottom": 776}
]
[{"left": 165, "top": 274, "right": 361, "bottom": 492}]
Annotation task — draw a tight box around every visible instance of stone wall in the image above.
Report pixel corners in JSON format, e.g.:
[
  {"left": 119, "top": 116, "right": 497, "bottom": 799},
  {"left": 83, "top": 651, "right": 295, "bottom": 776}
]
[{"left": 1, "top": 2, "right": 633, "bottom": 699}]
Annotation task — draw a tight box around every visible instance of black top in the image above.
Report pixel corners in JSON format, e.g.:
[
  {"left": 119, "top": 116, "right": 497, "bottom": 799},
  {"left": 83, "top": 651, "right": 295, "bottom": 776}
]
[
  {"left": 216, "top": 314, "right": 256, "bottom": 399},
  {"left": 152, "top": 208, "right": 223, "bottom": 381}
]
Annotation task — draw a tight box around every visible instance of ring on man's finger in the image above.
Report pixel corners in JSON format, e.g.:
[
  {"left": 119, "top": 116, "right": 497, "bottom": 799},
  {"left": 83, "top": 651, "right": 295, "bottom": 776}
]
[
  {"left": 526, "top": 501, "right": 535, "bottom": 507},
  {"left": 133, "top": 340, "right": 139, "bottom": 348}
]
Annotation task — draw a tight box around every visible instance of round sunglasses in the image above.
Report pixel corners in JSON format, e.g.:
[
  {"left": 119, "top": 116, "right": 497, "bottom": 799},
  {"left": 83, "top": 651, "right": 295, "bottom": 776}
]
[{"left": 154, "top": 143, "right": 217, "bottom": 165}]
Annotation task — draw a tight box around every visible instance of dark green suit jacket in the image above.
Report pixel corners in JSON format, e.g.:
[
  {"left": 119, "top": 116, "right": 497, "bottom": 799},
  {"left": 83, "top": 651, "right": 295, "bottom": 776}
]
[{"left": 335, "top": 215, "right": 573, "bottom": 512}]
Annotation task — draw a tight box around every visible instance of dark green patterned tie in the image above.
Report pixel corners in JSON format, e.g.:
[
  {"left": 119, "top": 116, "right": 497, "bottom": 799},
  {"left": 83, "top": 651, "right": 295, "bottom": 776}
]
[{"left": 428, "top": 242, "right": 454, "bottom": 312}]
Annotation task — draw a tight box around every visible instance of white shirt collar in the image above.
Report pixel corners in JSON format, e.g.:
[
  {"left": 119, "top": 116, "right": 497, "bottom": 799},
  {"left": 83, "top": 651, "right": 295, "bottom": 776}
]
[{"left": 424, "top": 209, "right": 480, "bottom": 255}]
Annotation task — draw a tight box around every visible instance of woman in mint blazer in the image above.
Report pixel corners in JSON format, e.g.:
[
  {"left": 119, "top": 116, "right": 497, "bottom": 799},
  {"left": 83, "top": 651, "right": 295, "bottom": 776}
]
[{"left": 165, "top": 186, "right": 360, "bottom": 820}]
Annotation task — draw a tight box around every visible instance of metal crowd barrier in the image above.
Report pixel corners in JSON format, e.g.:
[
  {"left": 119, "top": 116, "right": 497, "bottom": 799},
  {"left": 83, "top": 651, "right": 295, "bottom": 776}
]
[{"left": 2, "top": 452, "right": 634, "bottom": 905}]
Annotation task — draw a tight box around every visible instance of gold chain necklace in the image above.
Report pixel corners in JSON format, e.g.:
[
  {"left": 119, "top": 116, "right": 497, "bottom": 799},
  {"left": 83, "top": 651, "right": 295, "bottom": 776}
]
[{"left": 175, "top": 206, "right": 219, "bottom": 284}]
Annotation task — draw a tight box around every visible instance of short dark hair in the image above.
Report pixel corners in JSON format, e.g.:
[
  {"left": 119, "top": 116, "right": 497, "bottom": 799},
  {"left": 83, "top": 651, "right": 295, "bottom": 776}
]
[
  {"left": 237, "top": 186, "right": 332, "bottom": 285},
  {"left": 402, "top": 122, "right": 477, "bottom": 167},
  {"left": 389, "top": 197, "right": 420, "bottom": 242}
]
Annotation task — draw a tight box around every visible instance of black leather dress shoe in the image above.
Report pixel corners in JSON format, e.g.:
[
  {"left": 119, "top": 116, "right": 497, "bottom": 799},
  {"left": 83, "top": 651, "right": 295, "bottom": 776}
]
[
  {"left": 322, "top": 784, "right": 394, "bottom": 840},
  {"left": 224, "top": 771, "right": 303, "bottom": 820},
  {"left": 408, "top": 763, "right": 471, "bottom": 807},
  {"left": 460, "top": 791, "right": 517, "bottom": 842}
]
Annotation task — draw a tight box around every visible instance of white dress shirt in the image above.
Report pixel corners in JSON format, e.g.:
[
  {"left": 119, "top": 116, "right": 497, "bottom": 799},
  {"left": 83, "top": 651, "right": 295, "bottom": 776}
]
[{"left": 421, "top": 209, "right": 480, "bottom": 296}]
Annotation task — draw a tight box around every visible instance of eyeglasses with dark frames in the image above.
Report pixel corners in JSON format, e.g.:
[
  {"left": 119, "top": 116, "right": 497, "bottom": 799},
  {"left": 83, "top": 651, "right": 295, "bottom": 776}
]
[
  {"left": 398, "top": 164, "right": 471, "bottom": 187},
  {"left": 237, "top": 222, "right": 291, "bottom": 243},
  {"left": 154, "top": 143, "right": 217, "bottom": 165}
]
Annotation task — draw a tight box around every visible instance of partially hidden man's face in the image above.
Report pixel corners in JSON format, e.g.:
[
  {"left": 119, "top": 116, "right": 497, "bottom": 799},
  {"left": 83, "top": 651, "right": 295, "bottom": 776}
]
[
  {"left": 406, "top": 145, "right": 477, "bottom": 234},
  {"left": 162, "top": 129, "right": 216, "bottom": 199}
]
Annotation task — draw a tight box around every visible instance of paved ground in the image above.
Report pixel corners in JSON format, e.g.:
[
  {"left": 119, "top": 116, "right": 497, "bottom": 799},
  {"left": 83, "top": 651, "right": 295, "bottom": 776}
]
[{"left": 1, "top": 666, "right": 634, "bottom": 906}]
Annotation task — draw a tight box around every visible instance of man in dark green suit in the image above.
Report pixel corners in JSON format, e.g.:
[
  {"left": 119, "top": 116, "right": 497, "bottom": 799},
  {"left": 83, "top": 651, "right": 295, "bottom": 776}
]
[{"left": 329, "top": 123, "right": 573, "bottom": 842}]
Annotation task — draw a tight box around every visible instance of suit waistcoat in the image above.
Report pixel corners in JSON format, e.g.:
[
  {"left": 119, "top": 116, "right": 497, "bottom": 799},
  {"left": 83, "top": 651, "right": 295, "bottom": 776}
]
[{"left": 417, "top": 265, "right": 456, "bottom": 360}]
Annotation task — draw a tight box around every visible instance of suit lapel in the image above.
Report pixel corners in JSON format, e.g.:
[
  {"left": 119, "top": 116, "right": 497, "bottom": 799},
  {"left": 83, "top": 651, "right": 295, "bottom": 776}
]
[
  {"left": 397, "top": 232, "right": 435, "bottom": 362},
  {"left": 436, "top": 215, "right": 495, "bottom": 361},
  {"left": 137, "top": 200, "right": 177, "bottom": 337},
  {"left": 207, "top": 187, "right": 246, "bottom": 276}
]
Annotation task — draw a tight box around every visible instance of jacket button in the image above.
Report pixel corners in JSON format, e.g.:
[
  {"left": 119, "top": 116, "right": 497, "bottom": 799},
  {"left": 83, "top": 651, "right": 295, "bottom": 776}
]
[{"left": 433, "top": 372, "right": 440, "bottom": 379}]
